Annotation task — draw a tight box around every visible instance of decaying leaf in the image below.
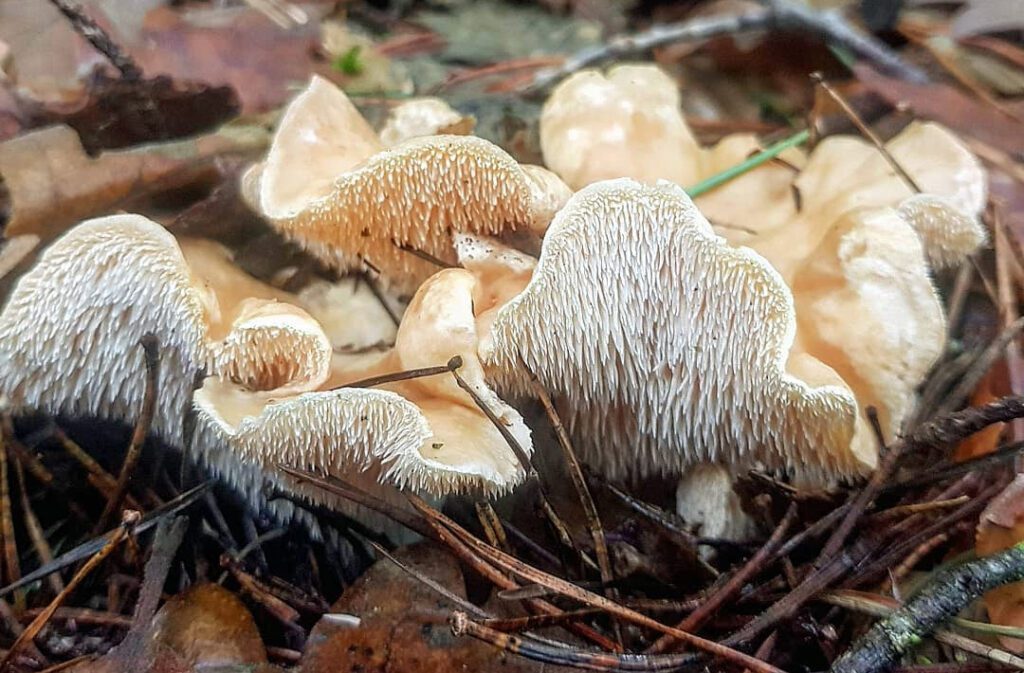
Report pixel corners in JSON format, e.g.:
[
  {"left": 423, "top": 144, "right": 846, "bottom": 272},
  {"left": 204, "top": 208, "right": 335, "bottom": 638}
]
[
  {"left": 132, "top": 6, "right": 329, "bottom": 113},
  {"left": 300, "top": 543, "right": 574, "bottom": 673},
  {"left": 69, "top": 583, "right": 277, "bottom": 673},
  {"left": 853, "top": 63, "right": 1024, "bottom": 155},
  {"left": 976, "top": 475, "right": 1024, "bottom": 652},
  {"left": 0, "top": 123, "right": 268, "bottom": 241}
]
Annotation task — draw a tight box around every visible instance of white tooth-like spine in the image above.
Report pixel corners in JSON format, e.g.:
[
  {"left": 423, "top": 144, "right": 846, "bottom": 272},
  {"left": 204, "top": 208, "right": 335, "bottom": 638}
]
[
  {"left": 485, "top": 179, "right": 865, "bottom": 486},
  {"left": 0, "top": 214, "right": 208, "bottom": 445}
]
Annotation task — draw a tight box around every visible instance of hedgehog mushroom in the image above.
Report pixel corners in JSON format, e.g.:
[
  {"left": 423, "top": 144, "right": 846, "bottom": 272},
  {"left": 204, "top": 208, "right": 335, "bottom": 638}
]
[
  {"left": 0, "top": 214, "right": 210, "bottom": 444},
  {"left": 192, "top": 266, "right": 533, "bottom": 533},
  {"left": 466, "top": 180, "right": 944, "bottom": 539},
  {"left": 540, "top": 64, "right": 987, "bottom": 270},
  {"left": 0, "top": 214, "right": 413, "bottom": 536},
  {"left": 243, "top": 76, "right": 571, "bottom": 291}
]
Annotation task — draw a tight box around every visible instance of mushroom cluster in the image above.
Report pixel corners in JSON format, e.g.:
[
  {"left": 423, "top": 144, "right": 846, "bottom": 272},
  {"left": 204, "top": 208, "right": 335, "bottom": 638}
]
[
  {"left": 0, "top": 70, "right": 987, "bottom": 541},
  {"left": 242, "top": 76, "right": 571, "bottom": 292},
  {"left": 0, "top": 213, "right": 531, "bottom": 536}
]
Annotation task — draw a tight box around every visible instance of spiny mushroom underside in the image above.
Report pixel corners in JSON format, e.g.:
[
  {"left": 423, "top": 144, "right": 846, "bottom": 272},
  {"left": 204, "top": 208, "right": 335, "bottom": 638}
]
[
  {"left": 210, "top": 299, "right": 333, "bottom": 396},
  {"left": 484, "top": 179, "right": 871, "bottom": 486},
  {"left": 0, "top": 215, "right": 209, "bottom": 444},
  {"left": 264, "top": 136, "right": 537, "bottom": 291},
  {"left": 897, "top": 194, "right": 987, "bottom": 269},
  {"left": 191, "top": 383, "right": 432, "bottom": 536}
]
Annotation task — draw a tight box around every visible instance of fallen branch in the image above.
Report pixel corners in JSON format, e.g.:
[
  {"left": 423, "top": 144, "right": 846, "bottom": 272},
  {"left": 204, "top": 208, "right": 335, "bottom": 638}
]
[
  {"left": 831, "top": 545, "right": 1024, "bottom": 673},
  {"left": 521, "top": 0, "right": 927, "bottom": 93}
]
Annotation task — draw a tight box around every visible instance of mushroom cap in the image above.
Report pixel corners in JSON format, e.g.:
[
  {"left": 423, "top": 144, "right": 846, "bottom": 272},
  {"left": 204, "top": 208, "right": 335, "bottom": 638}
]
[
  {"left": 193, "top": 267, "right": 532, "bottom": 502},
  {"left": 0, "top": 213, "right": 412, "bottom": 537},
  {"left": 786, "top": 121, "right": 987, "bottom": 269},
  {"left": 540, "top": 65, "right": 987, "bottom": 269},
  {"left": 0, "top": 214, "right": 208, "bottom": 443},
  {"left": 483, "top": 179, "right": 868, "bottom": 484},
  {"left": 540, "top": 65, "right": 702, "bottom": 190},
  {"left": 788, "top": 205, "right": 946, "bottom": 454},
  {"left": 379, "top": 97, "right": 467, "bottom": 146},
  {"left": 211, "top": 298, "right": 332, "bottom": 396},
  {"left": 246, "top": 76, "right": 570, "bottom": 290}
]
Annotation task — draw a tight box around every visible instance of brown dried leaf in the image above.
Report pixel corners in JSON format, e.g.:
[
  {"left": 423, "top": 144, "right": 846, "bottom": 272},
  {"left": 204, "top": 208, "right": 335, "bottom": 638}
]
[
  {"left": 301, "top": 543, "right": 575, "bottom": 673},
  {"left": 16, "top": 74, "right": 240, "bottom": 153},
  {"left": 132, "top": 6, "right": 331, "bottom": 114},
  {"left": 852, "top": 62, "right": 1024, "bottom": 154},
  {"left": 977, "top": 475, "right": 1024, "bottom": 652},
  {"left": 68, "top": 584, "right": 278, "bottom": 673},
  {"left": 0, "top": 123, "right": 268, "bottom": 241},
  {"left": 151, "top": 584, "right": 270, "bottom": 669},
  {"left": 955, "top": 366, "right": 1009, "bottom": 461}
]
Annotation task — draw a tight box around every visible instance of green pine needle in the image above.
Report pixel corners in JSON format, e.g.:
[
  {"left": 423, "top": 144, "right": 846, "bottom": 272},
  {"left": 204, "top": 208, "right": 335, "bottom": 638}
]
[{"left": 685, "top": 128, "right": 811, "bottom": 198}]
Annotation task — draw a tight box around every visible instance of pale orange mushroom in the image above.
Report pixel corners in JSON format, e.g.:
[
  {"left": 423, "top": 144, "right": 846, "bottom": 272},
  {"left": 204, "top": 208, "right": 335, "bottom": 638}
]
[{"left": 244, "top": 76, "right": 571, "bottom": 291}]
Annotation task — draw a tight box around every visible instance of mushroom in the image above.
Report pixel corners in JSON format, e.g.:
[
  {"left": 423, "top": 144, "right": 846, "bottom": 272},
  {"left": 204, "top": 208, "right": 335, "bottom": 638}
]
[
  {"left": 0, "top": 214, "right": 524, "bottom": 538},
  {"left": 0, "top": 214, "right": 209, "bottom": 443},
  {"left": 379, "top": 97, "right": 471, "bottom": 146},
  {"left": 243, "top": 75, "right": 571, "bottom": 291},
  {"left": 470, "top": 179, "right": 944, "bottom": 537},
  {"left": 540, "top": 64, "right": 987, "bottom": 269},
  {"left": 192, "top": 266, "right": 533, "bottom": 533}
]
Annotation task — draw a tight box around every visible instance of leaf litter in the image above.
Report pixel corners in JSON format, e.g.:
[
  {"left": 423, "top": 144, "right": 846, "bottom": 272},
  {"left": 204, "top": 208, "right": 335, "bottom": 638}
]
[{"left": 0, "top": 1, "right": 1023, "bottom": 672}]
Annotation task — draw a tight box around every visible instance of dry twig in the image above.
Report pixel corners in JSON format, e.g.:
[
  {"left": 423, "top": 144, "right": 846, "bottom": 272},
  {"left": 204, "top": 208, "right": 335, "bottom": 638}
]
[{"left": 521, "top": 0, "right": 927, "bottom": 93}]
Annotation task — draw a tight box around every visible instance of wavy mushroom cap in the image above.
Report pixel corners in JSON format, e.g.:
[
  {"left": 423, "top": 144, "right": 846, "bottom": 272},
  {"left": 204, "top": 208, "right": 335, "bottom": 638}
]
[
  {"left": 211, "top": 299, "right": 332, "bottom": 395},
  {"left": 194, "top": 267, "right": 532, "bottom": 503},
  {"left": 379, "top": 97, "right": 467, "bottom": 146},
  {"left": 0, "top": 213, "right": 399, "bottom": 537},
  {"left": 246, "top": 76, "right": 571, "bottom": 291},
  {"left": 788, "top": 205, "right": 946, "bottom": 454},
  {"left": 539, "top": 65, "right": 987, "bottom": 270},
  {"left": 540, "top": 65, "right": 702, "bottom": 190},
  {"left": 483, "top": 179, "right": 871, "bottom": 484},
  {"left": 0, "top": 214, "right": 209, "bottom": 443},
  {"left": 782, "top": 121, "right": 987, "bottom": 269}
]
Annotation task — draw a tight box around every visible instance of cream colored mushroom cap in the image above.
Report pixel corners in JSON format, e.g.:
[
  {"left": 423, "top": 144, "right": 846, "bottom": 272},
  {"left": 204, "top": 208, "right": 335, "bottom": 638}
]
[
  {"left": 484, "top": 178, "right": 868, "bottom": 484},
  {"left": 212, "top": 298, "right": 333, "bottom": 396},
  {"left": 248, "top": 76, "right": 569, "bottom": 290},
  {"left": 193, "top": 266, "right": 531, "bottom": 500},
  {"left": 789, "top": 205, "right": 946, "bottom": 455},
  {"left": 379, "top": 97, "right": 466, "bottom": 146},
  {"left": 794, "top": 121, "right": 987, "bottom": 268},
  {"left": 0, "top": 214, "right": 208, "bottom": 443},
  {"left": 540, "top": 65, "right": 701, "bottom": 190}
]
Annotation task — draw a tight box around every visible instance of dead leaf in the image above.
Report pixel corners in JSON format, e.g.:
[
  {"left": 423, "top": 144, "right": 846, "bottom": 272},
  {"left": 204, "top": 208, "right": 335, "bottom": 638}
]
[
  {"left": 151, "top": 584, "right": 270, "bottom": 669},
  {"left": 955, "top": 365, "right": 1010, "bottom": 461},
  {"left": 977, "top": 475, "right": 1024, "bottom": 652},
  {"left": 300, "top": 543, "right": 575, "bottom": 673},
  {"left": 852, "top": 62, "right": 1024, "bottom": 154},
  {"left": 69, "top": 584, "right": 279, "bottom": 673},
  {"left": 16, "top": 73, "right": 239, "bottom": 153},
  {"left": 0, "top": 123, "right": 268, "bottom": 241},
  {"left": 131, "top": 6, "right": 331, "bottom": 114}
]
